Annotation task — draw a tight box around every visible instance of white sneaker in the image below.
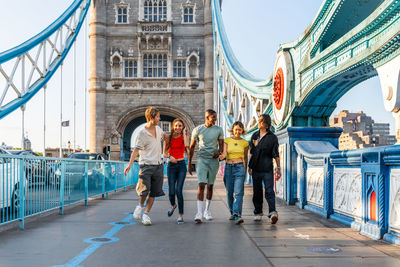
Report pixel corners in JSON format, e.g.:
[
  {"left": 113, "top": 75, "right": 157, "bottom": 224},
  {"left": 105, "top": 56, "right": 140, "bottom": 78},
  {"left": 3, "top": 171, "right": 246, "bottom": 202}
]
[
  {"left": 254, "top": 215, "right": 262, "bottom": 221},
  {"left": 203, "top": 210, "right": 213, "bottom": 221},
  {"left": 194, "top": 212, "right": 202, "bottom": 223},
  {"left": 142, "top": 213, "right": 152, "bottom": 226},
  {"left": 133, "top": 205, "right": 143, "bottom": 220}
]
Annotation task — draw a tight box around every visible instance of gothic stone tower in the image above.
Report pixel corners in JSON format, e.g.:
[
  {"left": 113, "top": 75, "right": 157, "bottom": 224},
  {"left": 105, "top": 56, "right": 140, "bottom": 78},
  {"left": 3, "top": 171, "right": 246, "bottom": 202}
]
[{"left": 89, "top": 0, "right": 213, "bottom": 160}]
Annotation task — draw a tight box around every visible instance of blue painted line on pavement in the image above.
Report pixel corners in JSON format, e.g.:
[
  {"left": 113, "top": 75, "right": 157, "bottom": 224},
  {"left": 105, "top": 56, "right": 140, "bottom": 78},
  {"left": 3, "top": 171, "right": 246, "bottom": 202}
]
[{"left": 50, "top": 214, "right": 135, "bottom": 267}]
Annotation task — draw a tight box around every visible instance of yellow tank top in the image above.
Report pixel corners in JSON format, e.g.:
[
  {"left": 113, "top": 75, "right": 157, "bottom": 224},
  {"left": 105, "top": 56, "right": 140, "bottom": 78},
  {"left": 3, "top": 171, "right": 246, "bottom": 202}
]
[{"left": 225, "top": 137, "right": 249, "bottom": 160}]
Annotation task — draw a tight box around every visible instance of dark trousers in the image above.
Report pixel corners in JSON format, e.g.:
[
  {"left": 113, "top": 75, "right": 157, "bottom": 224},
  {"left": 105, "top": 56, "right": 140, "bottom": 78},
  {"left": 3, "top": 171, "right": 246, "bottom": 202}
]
[
  {"left": 252, "top": 171, "right": 276, "bottom": 216},
  {"left": 167, "top": 160, "right": 187, "bottom": 215}
]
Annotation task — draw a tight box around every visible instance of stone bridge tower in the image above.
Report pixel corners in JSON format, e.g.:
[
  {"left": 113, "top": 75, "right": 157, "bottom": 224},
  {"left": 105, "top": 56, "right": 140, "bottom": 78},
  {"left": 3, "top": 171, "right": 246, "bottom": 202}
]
[{"left": 89, "top": 0, "right": 214, "bottom": 160}]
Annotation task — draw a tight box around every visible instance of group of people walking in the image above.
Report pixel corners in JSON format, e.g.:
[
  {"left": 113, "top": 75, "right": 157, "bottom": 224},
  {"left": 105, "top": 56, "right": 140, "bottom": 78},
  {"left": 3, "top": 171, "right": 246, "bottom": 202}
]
[{"left": 124, "top": 107, "right": 281, "bottom": 226}]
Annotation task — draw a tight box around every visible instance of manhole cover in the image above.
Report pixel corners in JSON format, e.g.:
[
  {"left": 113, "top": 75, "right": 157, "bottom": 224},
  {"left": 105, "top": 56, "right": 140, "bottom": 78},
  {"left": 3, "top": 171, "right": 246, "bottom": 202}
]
[
  {"left": 115, "top": 222, "right": 130, "bottom": 225},
  {"left": 91, "top": 238, "right": 111, "bottom": 242},
  {"left": 307, "top": 246, "right": 342, "bottom": 254}
]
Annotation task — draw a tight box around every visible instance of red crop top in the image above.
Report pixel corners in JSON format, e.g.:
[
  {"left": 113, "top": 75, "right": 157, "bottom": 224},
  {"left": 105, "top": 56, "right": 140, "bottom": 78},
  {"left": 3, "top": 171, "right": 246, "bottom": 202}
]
[{"left": 169, "top": 134, "right": 185, "bottom": 159}]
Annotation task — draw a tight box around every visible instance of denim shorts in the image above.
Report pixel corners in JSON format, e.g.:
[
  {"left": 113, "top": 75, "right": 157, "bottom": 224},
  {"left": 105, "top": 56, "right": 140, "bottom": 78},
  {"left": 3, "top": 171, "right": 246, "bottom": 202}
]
[
  {"left": 136, "top": 164, "right": 165, "bottom": 197},
  {"left": 196, "top": 158, "right": 219, "bottom": 185}
]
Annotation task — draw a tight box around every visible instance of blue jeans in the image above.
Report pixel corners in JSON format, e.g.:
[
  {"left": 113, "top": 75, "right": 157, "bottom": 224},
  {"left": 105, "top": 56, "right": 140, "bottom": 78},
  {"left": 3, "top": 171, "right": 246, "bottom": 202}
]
[
  {"left": 252, "top": 171, "right": 276, "bottom": 216},
  {"left": 167, "top": 160, "right": 187, "bottom": 215},
  {"left": 223, "top": 163, "right": 245, "bottom": 217}
]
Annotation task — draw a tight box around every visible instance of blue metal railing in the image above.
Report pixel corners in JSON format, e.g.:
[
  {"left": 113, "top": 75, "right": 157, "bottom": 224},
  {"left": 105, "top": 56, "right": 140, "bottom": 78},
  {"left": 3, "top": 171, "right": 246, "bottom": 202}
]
[
  {"left": 275, "top": 127, "right": 400, "bottom": 245},
  {"left": 0, "top": 154, "right": 138, "bottom": 229}
]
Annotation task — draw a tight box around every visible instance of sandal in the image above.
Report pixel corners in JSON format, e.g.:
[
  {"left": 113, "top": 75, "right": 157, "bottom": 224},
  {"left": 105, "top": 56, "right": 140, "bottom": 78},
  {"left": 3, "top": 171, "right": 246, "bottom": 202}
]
[{"left": 167, "top": 205, "right": 176, "bottom": 217}]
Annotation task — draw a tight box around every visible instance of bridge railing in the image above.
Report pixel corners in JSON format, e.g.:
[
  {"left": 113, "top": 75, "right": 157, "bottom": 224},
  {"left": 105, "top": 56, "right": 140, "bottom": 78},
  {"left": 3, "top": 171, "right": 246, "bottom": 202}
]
[
  {"left": 0, "top": 154, "right": 138, "bottom": 229},
  {"left": 279, "top": 131, "right": 400, "bottom": 244}
]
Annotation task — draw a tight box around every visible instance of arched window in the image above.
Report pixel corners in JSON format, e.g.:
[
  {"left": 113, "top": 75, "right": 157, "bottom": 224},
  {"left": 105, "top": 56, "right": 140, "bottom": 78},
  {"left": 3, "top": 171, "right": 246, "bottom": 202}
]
[
  {"left": 189, "top": 56, "right": 198, "bottom": 78},
  {"left": 143, "top": 53, "right": 168, "bottom": 77},
  {"left": 112, "top": 57, "right": 121, "bottom": 78},
  {"left": 184, "top": 7, "right": 194, "bottom": 23},
  {"left": 144, "top": 0, "right": 167, "bottom": 22}
]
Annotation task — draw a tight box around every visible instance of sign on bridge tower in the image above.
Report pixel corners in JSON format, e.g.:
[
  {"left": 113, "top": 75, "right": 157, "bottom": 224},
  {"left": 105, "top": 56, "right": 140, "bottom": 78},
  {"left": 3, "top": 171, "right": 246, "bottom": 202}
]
[{"left": 89, "top": 0, "right": 214, "bottom": 160}]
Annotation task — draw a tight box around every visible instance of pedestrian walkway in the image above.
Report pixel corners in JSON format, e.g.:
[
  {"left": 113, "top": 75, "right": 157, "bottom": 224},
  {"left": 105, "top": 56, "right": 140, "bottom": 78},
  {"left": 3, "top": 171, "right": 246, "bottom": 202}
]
[{"left": 0, "top": 175, "right": 399, "bottom": 267}]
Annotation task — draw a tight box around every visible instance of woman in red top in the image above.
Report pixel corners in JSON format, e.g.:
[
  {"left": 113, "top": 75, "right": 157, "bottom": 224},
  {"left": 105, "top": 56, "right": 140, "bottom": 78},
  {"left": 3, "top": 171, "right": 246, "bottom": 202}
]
[{"left": 163, "top": 119, "right": 189, "bottom": 224}]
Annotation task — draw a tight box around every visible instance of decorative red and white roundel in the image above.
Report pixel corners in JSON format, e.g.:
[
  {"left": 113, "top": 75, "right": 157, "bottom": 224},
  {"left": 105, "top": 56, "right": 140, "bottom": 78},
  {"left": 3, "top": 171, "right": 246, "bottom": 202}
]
[
  {"left": 272, "top": 51, "right": 293, "bottom": 126},
  {"left": 273, "top": 68, "right": 284, "bottom": 110}
]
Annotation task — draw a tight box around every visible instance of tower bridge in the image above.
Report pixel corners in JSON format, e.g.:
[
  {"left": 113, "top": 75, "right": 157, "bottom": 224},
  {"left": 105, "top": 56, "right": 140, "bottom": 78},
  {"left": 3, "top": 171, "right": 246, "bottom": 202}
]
[{"left": 0, "top": 0, "right": 400, "bottom": 265}]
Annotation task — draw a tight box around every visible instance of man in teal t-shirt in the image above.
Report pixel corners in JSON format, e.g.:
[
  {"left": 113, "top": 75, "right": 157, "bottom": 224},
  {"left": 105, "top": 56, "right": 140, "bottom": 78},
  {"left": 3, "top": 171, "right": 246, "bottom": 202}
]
[{"left": 189, "top": 109, "right": 224, "bottom": 223}]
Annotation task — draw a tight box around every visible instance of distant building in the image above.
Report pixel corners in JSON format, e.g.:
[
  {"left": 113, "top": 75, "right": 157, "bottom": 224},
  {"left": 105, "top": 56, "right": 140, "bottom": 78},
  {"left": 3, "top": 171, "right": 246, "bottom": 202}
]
[
  {"left": 329, "top": 110, "right": 396, "bottom": 150},
  {"left": 45, "top": 148, "right": 83, "bottom": 158}
]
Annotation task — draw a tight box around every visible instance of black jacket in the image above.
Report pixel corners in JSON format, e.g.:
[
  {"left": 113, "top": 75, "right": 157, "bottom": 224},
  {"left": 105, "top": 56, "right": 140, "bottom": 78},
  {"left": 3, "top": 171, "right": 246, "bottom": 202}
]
[{"left": 248, "top": 130, "right": 279, "bottom": 172}]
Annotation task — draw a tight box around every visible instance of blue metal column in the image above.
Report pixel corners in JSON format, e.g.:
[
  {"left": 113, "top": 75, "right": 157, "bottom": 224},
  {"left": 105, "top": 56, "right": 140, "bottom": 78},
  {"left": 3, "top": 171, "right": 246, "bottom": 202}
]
[
  {"left": 297, "top": 155, "right": 307, "bottom": 209},
  {"left": 84, "top": 162, "right": 88, "bottom": 206},
  {"left": 59, "top": 161, "right": 65, "bottom": 215},
  {"left": 18, "top": 158, "right": 25, "bottom": 229},
  {"left": 360, "top": 151, "right": 389, "bottom": 239},
  {"left": 323, "top": 157, "right": 334, "bottom": 218}
]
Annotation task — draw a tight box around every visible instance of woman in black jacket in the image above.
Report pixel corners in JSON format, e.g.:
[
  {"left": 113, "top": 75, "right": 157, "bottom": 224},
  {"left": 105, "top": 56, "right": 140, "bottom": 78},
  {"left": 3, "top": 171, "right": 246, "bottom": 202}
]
[{"left": 248, "top": 114, "right": 281, "bottom": 224}]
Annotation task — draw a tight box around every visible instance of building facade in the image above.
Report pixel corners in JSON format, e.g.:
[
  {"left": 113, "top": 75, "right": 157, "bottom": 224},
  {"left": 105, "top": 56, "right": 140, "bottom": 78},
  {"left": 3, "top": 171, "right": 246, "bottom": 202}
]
[
  {"left": 89, "top": 0, "right": 214, "bottom": 160},
  {"left": 329, "top": 110, "right": 396, "bottom": 150}
]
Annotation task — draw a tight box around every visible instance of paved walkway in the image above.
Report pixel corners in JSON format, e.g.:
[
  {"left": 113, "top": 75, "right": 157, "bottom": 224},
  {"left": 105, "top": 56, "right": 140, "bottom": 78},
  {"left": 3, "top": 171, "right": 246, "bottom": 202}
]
[{"left": 0, "top": 175, "right": 400, "bottom": 267}]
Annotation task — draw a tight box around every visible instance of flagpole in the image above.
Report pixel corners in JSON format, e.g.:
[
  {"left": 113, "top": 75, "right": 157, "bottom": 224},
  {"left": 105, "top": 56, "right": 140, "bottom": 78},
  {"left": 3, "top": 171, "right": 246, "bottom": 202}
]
[
  {"left": 73, "top": 41, "right": 76, "bottom": 153},
  {"left": 60, "top": 64, "right": 63, "bottom": 158},
  {"left": 84, "top": 17, "right": 87, "bottom": 152}
]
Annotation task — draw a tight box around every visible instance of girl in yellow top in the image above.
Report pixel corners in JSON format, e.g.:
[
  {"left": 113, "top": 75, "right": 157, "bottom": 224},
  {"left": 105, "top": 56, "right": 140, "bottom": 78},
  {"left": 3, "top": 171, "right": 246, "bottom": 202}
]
[{"left": 219, "top": 121, "right": 249, "bottom": 224}]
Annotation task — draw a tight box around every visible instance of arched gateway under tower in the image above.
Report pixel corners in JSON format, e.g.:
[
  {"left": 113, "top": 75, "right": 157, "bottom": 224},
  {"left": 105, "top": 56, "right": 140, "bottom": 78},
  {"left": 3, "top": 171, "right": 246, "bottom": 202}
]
[
  {"left": 89, "top": 0, "right": 214, "bottom": 160},
  {"left": 115, "top": 105, "right": 196, "bottom": 160}
]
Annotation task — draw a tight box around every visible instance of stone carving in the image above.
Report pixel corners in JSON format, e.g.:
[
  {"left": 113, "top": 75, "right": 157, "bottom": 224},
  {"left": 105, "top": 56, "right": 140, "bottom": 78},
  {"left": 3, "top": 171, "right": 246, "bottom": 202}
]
[
  {"left": 333, "top": 168, "right": 362, "bottom": 218},
  {"left": 128, "top": 47, "right": 134, "bottom": 57},
  {"left": 124, "top": 82, "right": 138, "bottom": 88},
  {"left": 177, "top": 46, "right": 183, "bottom": 57},
  {"left": 275, "top": 144, "right": 286, "bottom": 200},
  {"left": 390, "top": 169, "right": 400, "bottom": 233},
  {"left": 307, "top": 167, "right": 324, "bottom": 207}
]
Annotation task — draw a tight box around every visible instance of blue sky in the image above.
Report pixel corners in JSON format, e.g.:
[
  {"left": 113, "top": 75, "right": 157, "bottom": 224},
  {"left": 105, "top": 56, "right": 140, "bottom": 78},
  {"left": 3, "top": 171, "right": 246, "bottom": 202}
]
[{"left": 0, "top": 0, "right": 394, "bottom": 152}]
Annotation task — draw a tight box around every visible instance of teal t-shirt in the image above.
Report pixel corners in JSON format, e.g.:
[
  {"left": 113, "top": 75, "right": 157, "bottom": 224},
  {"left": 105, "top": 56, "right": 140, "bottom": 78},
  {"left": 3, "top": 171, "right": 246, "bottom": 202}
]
[{"left": 192, "top": 125, "right": 224, "bottom": 159}]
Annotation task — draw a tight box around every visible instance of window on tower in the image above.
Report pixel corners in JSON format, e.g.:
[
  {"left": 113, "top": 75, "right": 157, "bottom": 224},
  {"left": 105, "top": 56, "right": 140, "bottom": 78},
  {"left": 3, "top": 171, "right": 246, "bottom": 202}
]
[
  {"left": 173, "top": 60, "right": 186, "bottom": 77},
  {"left": 183, "top": 7, "right": 194, "bottom": 23},
  {"left": 125, "top": 60, "right": 137, "bottom": 78},
  {"left": 144, "top": 0, "right": 167, "bottom": 22},
  {"left": 143, "top": 54, "right": 168, "bottom": 78},
  {"left": 181, "top": 2, "right": 195, "bottom": 24},
  {"left": 115, "top": 2, "right": 130, "bottom": 24}
]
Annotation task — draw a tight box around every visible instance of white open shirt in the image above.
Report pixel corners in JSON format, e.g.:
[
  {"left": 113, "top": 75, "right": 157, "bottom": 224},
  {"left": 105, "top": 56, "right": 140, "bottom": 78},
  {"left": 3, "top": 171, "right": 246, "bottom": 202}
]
[{"left": 134, "top": 125, "right": 164, "bottom": 165}]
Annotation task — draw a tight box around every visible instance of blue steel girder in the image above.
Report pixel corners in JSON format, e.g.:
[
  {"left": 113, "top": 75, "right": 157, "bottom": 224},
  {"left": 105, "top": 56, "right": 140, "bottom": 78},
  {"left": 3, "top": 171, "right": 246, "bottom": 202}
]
[
  {"left": 309, "top": 0, "right": 386, "bottom": 58},
  {"left": 212, "top": 0, "right": 400, "bottom": 131},
  {"left": 282, "top": 0, "right": 400, "bottom": 127},
  {"left": 212, "top": 0, "right": 273, "bottom": 139},
  {"left": 0, "top": 0, "right": 90, "bottom": 120}
]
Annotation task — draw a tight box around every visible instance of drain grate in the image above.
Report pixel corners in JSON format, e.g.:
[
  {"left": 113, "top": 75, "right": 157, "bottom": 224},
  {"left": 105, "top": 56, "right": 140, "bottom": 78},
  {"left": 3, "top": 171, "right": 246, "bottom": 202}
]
[
  {"left": 307, "top": 246, "right": 342, "bottom": 254},
  {"left": 91, "top": 238, "right": 111, "bottom": 242}
]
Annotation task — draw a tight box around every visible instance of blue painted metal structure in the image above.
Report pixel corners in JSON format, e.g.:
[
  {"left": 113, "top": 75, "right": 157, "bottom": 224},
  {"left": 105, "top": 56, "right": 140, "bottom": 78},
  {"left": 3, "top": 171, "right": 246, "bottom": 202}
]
[
  {"left": 0, "top": 0, "right": 90, "bottom": 119},
  {"left": 292, "top": 137, "right": 400, "bottom": 243},
  {"left": 211, "top": 0, "right": 400, "bottom": 245},
  {"left": 213, "top": 0, "right": 400, "bottom": 131}
]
